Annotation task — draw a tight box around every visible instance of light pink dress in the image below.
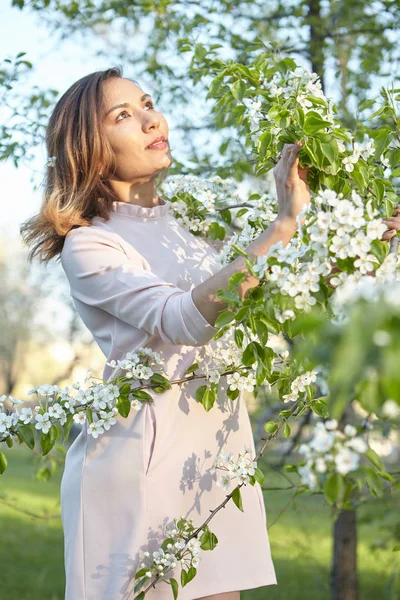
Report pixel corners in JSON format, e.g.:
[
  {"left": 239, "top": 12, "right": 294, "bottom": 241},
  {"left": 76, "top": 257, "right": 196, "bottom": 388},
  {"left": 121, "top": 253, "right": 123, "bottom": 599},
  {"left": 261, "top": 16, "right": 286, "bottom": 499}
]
[{"left": 59, "top": 198, "right": 277, "bottom": 600}]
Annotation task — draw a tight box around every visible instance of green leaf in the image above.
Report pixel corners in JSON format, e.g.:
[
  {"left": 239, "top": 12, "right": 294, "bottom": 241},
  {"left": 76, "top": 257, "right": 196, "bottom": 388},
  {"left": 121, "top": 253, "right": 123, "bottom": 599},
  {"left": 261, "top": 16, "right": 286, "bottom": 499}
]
[
  {"left": 310, "top": 398, "right": 329, "bottom": 418},
  {"left": 17, "top": 424, "right": 35, "bottom": 450},
  {"left": 181, "top": 568, "right": 188, "bottom": 587},
  {"left": 150, "top": 373, "right": 172, "bottom": 389},
  {"left": 365, "top": 447, "right": 384, "bottom": 471},
  {"left": 195, "top": 385, "right": 207, "bottom": 403},
  {"left": 258, "top": 131, "right": 273, "bottom": 157},
  {"left": 321, "top": 143, "right": 336, "bottom": 164},
  {"left": 232, "top": 487, "right": 244, "bottom": 512},
  {"left": 40, "top": 425, "right": 58, "bottom": 456},
  {"left": 228, "top": 272, "right": 246, "bottom": 290},
  {"left": 202, "top": 388, "right": 216, "bottom": 412},
  {"left": 373, "top": 179, "right": 384, "bottom": 204},
  {"left": 234, "top": 328, "right": 244, "bottom": 348},
  {"left": 170, "top": 577, "right": 179, "bottom": 599},
  {"left": 209, "top": 532, "right": 218, "bottom": 549},
  {"left": 199, "top": 530, "right": 210, "bottom": 549},
  {"left": 231, "top": 79, "right": 246, "bottom": 101},
  {"left": 116, "top": 395, "right": 131, "bottom": 418},
  {"left": 359, "top": 98, "right": 376, "bottom": 112},
  {"left": 5, "top": 435, "right": 13, "bottom": 448},
  {"left": 282, "top": 422, "right": 291, "bottom": 438},
  {"left": 215, "top": 310, "right": 236, "bottom": 328},
  {"left": 227, "top": 387, "right": 240, "bottom": 400},
  {"left": 220, "top": 208, "right": 232, "bottom": 225},
  {"left": 304, "top": 111, "right": 332, "bottom": 135},
  {"left": 365, "top": 467, "right": 384, "bottom": 497},
  {"left": 184, "top": 362, "right": 199, "bottom": 375},
  {"left": 186, "top": 566, "right": 196, "bottom": 583},
  {"left": 377, "top": 470, "right": 394, "bottom": 482},
  {"left": 199, "top": 529, "right": 218, "bottom": 550},
  {"left": 324, "top": 473, "right": 345, "bottom": 505},
  {"left": 63, "top": 413, "right": 74, "bottom": 442},
  {"left": 234, "top": 306, "right": 249, "bottom": 322},
  {"left": 254, "top": 466, "right": 265, "bottom": 485},
  {"left": 0, "top": 452, "right": 8, "bottom": 474},
  {"left": 208, "top": 221, "right": 226, "bottom": 240},
  {"left": 130, "top": 389, "right": 153, "bottom": 401},
  {"left": 134, "top": 568, "right": 149, "bottom": 579},
  {"left": 236, "top": 208, "right": 249, "bottom": 218},
  {"left": 242, "top": 342, "right": 256, "bottom": 366},
  {"left": 351, "top": 165, "right": 366, "bottom": 192},
  {"left": 231, "top": 244, "right": 249, "bottom": 257},
  {"left": 393, "top": 546, "right": 400, "bottom": 552}
]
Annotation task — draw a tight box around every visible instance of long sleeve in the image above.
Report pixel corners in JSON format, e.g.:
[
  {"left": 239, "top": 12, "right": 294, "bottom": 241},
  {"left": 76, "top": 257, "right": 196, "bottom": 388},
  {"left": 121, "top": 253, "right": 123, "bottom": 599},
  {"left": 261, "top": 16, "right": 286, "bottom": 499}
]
[{"left": 61, "top": 226, "right": 218, "bottom": 347}]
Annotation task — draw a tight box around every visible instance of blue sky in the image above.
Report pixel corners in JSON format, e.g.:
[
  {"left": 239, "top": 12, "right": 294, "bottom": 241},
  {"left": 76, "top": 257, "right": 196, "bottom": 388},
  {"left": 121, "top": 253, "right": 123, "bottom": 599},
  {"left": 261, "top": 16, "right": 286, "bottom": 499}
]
[{"left": 0, "top": 3, "right": 113, "bottom": 245}]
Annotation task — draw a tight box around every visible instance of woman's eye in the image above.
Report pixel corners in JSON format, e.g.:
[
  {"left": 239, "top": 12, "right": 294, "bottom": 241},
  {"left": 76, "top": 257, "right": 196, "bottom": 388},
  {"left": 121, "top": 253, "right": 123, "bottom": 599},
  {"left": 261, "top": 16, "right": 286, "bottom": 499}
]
[
  {"left": 116, "top": 102, "right": 155, "bottom": 122},
  {"left": 116, "top": 110, "right": 130, "bottom": 122}
]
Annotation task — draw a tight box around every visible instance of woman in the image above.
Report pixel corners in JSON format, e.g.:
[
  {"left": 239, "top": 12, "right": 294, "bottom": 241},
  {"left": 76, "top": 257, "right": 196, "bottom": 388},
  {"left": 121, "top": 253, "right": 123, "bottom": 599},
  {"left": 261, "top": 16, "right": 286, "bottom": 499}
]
[{"left": 19, "top": 67, "right": 397, "bottom": 600}]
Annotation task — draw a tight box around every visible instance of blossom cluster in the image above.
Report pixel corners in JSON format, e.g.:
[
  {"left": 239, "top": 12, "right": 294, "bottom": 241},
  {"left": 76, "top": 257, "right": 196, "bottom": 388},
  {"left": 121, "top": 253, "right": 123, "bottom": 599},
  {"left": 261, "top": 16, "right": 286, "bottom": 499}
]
[
  {"left": 193, "top": 326, "right": 272, "bottom": 390},
  {"left": 216, "top": 195, "right": 279, "bottom": 266},
  {"left": 297, "top": 419, "right": 370, "bottom": 489},
  {"left": 0, "top": 347, "right": 166, "bottom": 442},
  {"left": 282, "top": 370, "right": 318, "bottom": 403},
  {"left": 160, "top": 173, "right": 236, "bottom": 235},
  {"left": 162, "top": 173, "right": 239, "bottom": 211},
  {"left": 244, "top": 62, "right": 390, "bottom": 179},
  {"left": 246, "top": 65, "right": 335, "bottom": 146},
  {"left": 226, "top": 371, "right": 257, "bottom": 393},
  {"left": 331, "top": 262, "right": 399, "bottom": 322},
  {"left": 342, "top": 135, "right": 375, "bottom": 172},
  {"left": 160, "top": 173, "right": 281, "bottom": 260},
  {"left": 211, "top": 446, "right": 257, "bottom": 490},
  {"left": 230, "top": 188, "right": 397, "bottom": 324},
  {"left": 135, "top": 517, "right": 206, "bottom": 590},
  {"left": 106, "top": 347, "right": 164, "bottom": 381}
]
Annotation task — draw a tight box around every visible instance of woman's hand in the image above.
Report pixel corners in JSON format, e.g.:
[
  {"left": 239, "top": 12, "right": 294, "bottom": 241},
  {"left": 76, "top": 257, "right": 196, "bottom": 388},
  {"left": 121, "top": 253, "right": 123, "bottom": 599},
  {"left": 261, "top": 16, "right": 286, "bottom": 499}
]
[
  {"left": 274, "top": 140, "right": 310, "bottom": 224},
  {"left": 381, "top": 204, "right": 400, "bottom": 242}
]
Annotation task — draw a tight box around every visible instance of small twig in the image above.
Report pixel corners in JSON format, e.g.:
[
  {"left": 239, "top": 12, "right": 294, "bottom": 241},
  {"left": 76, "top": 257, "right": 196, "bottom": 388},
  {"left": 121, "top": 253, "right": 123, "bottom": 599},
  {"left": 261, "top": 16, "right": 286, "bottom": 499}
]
[
  {"left": 141, "top": 398, "right": 305, "bottom": 594},
  {"left": 214, "top": 202, "right": 256, "bottom": 212}
]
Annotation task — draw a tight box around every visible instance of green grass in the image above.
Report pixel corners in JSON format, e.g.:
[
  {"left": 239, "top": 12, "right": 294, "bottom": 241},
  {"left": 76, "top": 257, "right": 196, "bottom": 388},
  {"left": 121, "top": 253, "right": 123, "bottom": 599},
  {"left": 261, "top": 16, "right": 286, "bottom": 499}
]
[{"left": 1, "top": 444, "right": 399, "bottom": 599}]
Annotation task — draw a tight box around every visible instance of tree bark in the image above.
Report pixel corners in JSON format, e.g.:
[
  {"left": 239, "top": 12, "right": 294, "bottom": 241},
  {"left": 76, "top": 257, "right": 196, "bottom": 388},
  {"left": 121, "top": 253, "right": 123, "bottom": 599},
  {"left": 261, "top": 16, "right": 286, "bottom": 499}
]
[
  {"left": 331, "top": 405, "right": 359, "bottom": 600},
  {"left": 331, "top": 508, "right": 358, "bottom": 600},
  {"left": 305, "top": 0, "right": 326, "bottom": 91}
]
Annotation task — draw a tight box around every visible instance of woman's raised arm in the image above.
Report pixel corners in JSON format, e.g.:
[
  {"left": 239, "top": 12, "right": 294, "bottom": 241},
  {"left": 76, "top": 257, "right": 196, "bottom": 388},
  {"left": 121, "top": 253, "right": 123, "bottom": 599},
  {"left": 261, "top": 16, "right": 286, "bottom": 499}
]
[{"left": 192, "top": 141, "right": 310, "bottom": 326}]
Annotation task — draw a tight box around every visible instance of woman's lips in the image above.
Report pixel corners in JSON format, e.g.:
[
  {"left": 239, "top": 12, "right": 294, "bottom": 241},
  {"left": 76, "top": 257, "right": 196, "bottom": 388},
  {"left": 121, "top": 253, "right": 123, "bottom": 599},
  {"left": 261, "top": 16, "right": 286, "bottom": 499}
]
[{"left": 147, "top": 140, "right": 168, "bottom": 150}]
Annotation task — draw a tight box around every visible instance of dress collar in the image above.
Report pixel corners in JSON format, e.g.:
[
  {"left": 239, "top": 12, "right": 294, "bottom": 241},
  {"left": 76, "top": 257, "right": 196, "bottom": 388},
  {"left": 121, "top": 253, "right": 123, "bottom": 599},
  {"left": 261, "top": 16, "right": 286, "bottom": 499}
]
[{"left": 110, "top": 197, "right": 170, "bottom": 220}]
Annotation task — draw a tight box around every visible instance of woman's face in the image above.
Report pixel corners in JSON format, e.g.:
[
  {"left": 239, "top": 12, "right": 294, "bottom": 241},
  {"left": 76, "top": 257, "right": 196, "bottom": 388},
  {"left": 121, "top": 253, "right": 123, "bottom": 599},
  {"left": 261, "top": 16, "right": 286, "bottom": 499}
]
[{"left": 102, "top": 77, "right": 173, "bottom": 182}]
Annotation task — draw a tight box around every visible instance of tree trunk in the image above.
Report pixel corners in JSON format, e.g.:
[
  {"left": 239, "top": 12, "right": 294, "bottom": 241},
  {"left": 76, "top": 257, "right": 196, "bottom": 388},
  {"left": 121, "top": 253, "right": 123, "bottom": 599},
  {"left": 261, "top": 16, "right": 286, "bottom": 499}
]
[
  {"left": 331, "top": 508, "right": 358, "bottom": 600},
  {"left": 305, "top": 0, "right": 326, "bottom": 91},
  {"left": 331, "top": 404, "right": 359, "bottom": 600}
]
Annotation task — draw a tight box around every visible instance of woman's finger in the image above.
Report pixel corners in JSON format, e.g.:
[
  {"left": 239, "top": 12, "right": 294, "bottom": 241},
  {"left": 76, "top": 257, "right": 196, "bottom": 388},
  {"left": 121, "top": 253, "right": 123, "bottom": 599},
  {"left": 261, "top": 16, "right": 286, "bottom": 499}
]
[
  {"left": 381, "top": 229, "right": 397, "bottom": 241},
  {"left": 392, "top": 204, "right": 400, "bottom": 216},
  {"left": 286, "top": 144, "right": 301, "bottom": 175},
  {"left": 382, "top": 217, "right": 400, "bottom": 230}
]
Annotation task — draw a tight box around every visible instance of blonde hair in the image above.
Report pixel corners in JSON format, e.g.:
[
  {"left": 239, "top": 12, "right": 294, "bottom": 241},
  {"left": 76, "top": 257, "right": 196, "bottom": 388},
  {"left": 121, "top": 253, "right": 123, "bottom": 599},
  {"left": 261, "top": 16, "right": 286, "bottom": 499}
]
[{"left": 20, "top": 66, "right": 168, "bottom": 264}]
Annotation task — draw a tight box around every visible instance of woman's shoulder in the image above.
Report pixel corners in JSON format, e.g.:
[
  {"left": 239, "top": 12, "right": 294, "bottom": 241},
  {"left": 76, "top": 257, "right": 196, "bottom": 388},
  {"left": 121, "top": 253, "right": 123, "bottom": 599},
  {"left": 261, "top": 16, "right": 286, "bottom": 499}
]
[
  {"left": 61, "top": 219, "right": 128, "bottom": 268},
  {"left": 63, "top": 219, "right": 123, "bottom": 249}
]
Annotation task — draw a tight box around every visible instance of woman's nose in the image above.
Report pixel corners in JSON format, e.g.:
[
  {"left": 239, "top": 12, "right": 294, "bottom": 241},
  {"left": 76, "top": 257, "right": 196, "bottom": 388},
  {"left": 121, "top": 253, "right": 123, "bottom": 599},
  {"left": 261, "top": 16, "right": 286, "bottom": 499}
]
[{"left": 142, "top": 110, "right": 160, "bottom": 131}]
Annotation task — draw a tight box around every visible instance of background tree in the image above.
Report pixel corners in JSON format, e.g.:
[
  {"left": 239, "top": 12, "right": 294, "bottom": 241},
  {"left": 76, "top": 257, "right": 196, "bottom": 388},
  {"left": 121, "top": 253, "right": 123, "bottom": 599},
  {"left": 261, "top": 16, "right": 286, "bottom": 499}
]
[{"left": 8, "top": 0, "right": 400, "bottom": 176}]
